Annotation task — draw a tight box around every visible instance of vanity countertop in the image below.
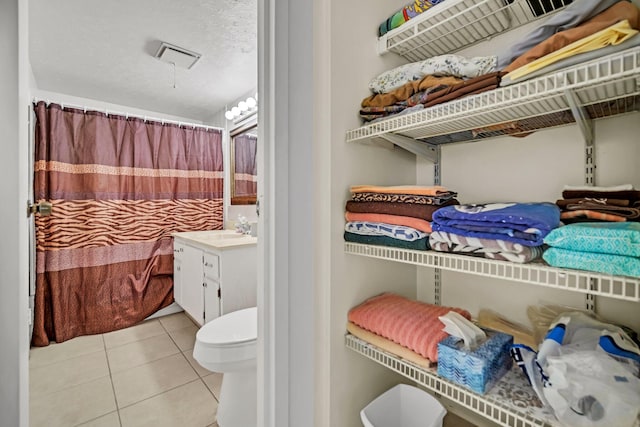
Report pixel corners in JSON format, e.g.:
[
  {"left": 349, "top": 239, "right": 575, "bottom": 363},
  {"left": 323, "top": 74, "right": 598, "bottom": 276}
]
[{"left": 172, "top": 230, "right": 257, "bottom": 249}]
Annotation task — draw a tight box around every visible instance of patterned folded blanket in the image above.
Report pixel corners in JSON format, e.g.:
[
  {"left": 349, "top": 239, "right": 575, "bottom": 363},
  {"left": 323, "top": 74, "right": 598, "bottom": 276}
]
[
  {"left": 432, "top": 203, "right": 561, "bottom": 246},
  {"left": 345, "top": 221, "right": 427, "bottom": 242},
  {"left": 345, "top": 212, "right": 432, "bottom": 233},
  {"left": 544, "top": 222, "right": 640, "bottom": 258},
  {"left": 543, "top": 247, "right": 640, "bottom": 277},
  {"left": 348, "top": 292, "right": 471, "bottom": 362},
  {"left": 429, "top": 230, "right": 544, "bottom": 263},
  {"left": 344, "top": 231, "right": 429, "bottom": 251},
  {"left": 352, "top": 191, "right": 456, "bottom": 205}
]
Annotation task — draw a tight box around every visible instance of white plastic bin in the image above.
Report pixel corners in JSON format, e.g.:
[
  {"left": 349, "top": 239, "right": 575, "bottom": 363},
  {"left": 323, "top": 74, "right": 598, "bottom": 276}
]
[{"left": 360, "top": 384, "right": 447, "bottom": 427}]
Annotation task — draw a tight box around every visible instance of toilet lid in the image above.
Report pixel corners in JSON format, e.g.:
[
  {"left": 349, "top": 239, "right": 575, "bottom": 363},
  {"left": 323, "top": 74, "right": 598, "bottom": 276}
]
[{"left": 198, "top": 307, "right": 257, "bottom": 345}]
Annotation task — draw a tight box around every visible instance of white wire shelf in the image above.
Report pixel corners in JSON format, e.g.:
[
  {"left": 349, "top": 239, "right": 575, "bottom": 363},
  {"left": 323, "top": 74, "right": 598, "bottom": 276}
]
[
  {"left": 378, "top": 0, "right": 570, "bottom": 61},
  {"left": 346, "top": 333, "right": 558, "bottom": 427},
  {"left": 344, "top": 242, "right": 640, "bottom": 303},
  {"left": 347, "top": 47, "right": 640, "bottom": 147}
]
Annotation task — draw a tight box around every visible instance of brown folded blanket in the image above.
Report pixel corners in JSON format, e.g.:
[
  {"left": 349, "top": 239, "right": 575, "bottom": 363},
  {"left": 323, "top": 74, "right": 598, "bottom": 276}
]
[
  {"left": 345, "top": 199, "right": 457, "bottom": 221},
  {"left": 504, "top": 2, "right": 640, "bottom": 73},
  {"left": 423, "top": 72, "right": 504, "bottom": 109},
  {"left": 556, "top": 198, "right": 630, "bottom": 208},
  {"left": 562, "top": 189, "right": 640, "bottom": 203},
  {"left": 361, "top": 75, "right": 463, "bottom": 108},
  {"left": 565, "top": 202, "right": 640, "bottom": 219}
]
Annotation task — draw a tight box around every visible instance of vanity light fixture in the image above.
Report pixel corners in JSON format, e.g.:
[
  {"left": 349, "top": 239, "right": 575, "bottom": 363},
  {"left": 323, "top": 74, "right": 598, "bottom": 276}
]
[{"left": 225, "top": 94, "right": 258, "bottom": 122}]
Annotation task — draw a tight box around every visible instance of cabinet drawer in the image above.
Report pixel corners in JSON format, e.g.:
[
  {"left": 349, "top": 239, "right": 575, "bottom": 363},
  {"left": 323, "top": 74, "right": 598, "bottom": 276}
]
[{"left": 203, "top": 252, "right": 219, "bottom": 279}]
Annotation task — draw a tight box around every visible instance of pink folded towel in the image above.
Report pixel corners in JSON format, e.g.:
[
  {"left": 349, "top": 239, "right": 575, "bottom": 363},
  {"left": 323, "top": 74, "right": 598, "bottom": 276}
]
[{"left": 348, "top": 292, "right": 471, "bottom": 362}]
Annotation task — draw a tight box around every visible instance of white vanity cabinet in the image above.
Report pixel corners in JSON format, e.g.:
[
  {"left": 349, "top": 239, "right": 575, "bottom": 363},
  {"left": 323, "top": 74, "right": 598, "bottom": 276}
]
[{"left": 172, "top": 231, "right": 257, "bottom": 326}]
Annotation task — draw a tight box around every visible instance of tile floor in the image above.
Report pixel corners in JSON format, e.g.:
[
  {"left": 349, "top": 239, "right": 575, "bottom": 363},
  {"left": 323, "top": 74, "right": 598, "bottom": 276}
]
[
  {"left": 29, "top": 312, "right": 221, "bottom": 427},
  {"left": 30, "top": 311, "right": 476, "bottom": 427}
]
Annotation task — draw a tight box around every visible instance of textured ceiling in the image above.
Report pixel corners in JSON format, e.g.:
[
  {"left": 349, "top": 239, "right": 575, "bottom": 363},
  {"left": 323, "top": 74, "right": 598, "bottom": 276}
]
[{"left": 29, "top": 0, "right": 257, "bottom": 122}]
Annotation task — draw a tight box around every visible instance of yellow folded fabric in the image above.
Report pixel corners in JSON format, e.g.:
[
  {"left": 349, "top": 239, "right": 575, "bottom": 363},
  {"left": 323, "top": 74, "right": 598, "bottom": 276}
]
[
  {"left": 505, "top": 20, "right": 638, "bottom": 81},
  {"left": 349, "top": 185, "right": 449, "bottom": 196}
]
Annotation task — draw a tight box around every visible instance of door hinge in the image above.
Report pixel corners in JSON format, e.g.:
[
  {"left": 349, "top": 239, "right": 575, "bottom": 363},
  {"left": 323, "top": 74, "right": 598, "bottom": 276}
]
[
  {"left": 203, "top": 282, "right": 207, "bottom": 288},
  {"left": 218, "top": 287, "right": 221, "bottom": 298}
]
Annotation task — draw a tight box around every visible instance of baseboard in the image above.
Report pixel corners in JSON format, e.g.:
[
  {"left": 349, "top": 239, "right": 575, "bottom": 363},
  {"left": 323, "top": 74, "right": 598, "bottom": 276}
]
[{"left": 146, "top": 302, "right": 183, "bottom": 320}]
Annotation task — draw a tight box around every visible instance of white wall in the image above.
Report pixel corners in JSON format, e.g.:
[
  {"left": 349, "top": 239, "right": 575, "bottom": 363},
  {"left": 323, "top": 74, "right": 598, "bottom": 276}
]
[
  {"left": 324, "top": 0, "right": 425, "bottom": 426},
  {"left": 1, "top": 0, "right": 29, "bottom": 424}
]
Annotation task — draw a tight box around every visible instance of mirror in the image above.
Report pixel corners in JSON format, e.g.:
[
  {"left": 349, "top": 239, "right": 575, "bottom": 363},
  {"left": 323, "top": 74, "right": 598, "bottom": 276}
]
[{"left": 230, "top": 121, "right": 258, "bottom": 205}]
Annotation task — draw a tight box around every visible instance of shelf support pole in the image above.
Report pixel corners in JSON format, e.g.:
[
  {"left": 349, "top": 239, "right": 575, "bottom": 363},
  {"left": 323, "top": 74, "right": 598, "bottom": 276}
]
[
  {"left": 434, "top": 146, "right": 442, "bottom": 305},
  {"left": 565, "top": 89, "right": 598, "bottom": 311},
  {"left": 378, "top": 133, "right": 439, "bottom": 162}
]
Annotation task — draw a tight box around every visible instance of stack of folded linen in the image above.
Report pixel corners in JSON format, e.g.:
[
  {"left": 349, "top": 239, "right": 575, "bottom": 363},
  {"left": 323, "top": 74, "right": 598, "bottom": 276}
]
[
  {"left": 499, "top": 0, "right": 640, "bottom": 86},
  {"left": 360, "top": 54, "right": 497, "bottom": 122},
  {"left": 543, "top": 222, "right": 640, "bottom": 277},
  {"left": 344, "top": 185, "right": 458, "bottom": 251},
  {"left": 429, "top": 202, "right": 561, "bottom": 263},
  {"left": 555, "top": 184, "right": 640, "bottom": 223}
]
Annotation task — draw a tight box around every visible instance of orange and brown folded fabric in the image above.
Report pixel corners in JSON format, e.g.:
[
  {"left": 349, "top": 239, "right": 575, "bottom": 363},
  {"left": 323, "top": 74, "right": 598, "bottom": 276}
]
[
  {"left": 556, "top": 186, "right": 640, "bottom": 223},
  {"left": 361, "top": 75, "right": 464, "bottom": 108},
  {"left": 422, "top": 71, "right": 505, "bottom": 108},
  {"left": 503, "top": 1, "right": 640, "bottom": 73}
]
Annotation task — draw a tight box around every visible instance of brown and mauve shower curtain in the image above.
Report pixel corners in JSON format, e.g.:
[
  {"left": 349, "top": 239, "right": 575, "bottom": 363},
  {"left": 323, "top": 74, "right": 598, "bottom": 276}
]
[
  {"left": 233, "top": 132, "right": 257, "bottom": 200},
  {"left": 32, "top": 101, "right": 223, "bottom": 346}
]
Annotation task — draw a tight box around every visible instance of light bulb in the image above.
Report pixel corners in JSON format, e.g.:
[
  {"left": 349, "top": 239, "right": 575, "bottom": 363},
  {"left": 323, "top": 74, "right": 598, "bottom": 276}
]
[
  {"left": 225, "top": 110, "right": 234, "bottom": 120},
  {"left": 238, "top": 101, "right": 248, "bottom": 111},
  {"left": 231, "top": 106, "right": 240, "bottom": 116},
  {"left": 246, "top": 97, "right": 256, "bottom": 108}
]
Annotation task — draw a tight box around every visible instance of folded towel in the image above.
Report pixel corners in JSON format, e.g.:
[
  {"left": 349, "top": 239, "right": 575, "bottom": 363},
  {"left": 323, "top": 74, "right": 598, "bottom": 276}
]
[
  {"left": 429, "top": 230, "right": 544, "bottom": 263},
  {"left": 345, "top": 221, "right": 427, "bottom": 241},
  {"left": 505, "top": 20, "right": 638, "bottom": 81},
  {"left": 503, "top": 1, "right": 640, "bottom": 73},
  {"left": 543, "top": 247, "right": 640, "bottom": 277},
  {"left": 344, "top": 231, "right": 430, "bottom": 251},
  {"left": 352, "top": 191, "right": 457, "bottom": 206},
  {"left": 432, "top": 203, "right": 561, "bottom": 246},
  {"left": 350, "top": 185, "right": 450, "bottom": 196},
  {"left": 345, "top": 212, "right": 432, "bottom": 233},
  {"left": 544, "top": 222, "right": 640, "bottom": 257},
  {"left": 348, "top": 292, "right": 471, "bottom": 362},
  {"left": 346, "top": 200, "right": 455, "bottom": 221}
]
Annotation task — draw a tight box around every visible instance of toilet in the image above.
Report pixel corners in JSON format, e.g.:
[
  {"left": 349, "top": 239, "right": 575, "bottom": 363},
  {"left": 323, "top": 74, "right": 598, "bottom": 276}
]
[{"left": 193, "top": 307, "right": 257, "bottom": 427}]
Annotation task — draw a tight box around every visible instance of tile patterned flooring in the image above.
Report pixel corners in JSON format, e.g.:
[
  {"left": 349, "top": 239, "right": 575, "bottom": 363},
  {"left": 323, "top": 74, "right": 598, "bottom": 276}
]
[
  {"left": 29, "top": 312, "right": 220, "bottom": 427},
  {"left": 30, "top": 311, "right": 477, "bottom": 427}
]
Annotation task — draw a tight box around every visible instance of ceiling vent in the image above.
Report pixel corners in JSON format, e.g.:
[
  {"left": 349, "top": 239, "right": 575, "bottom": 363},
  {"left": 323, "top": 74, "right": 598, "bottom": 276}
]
[{"left": 154, "top": 42, "right": 201, "bottom": 69}]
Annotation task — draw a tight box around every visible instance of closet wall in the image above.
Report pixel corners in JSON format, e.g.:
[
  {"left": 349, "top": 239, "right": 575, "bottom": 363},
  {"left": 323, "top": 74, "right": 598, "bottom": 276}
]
[
  {"left": 327, "top": 1, "right": 640, "bottom": 426},
  {"left": 327, "top": 1, "right": 422, "bottom": 425}
]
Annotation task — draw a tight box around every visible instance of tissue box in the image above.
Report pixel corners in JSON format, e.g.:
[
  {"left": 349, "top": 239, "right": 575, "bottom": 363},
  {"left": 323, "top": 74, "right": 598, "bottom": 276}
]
[{"left": 437, "top": 329, "right": 513, "bottom": 394}]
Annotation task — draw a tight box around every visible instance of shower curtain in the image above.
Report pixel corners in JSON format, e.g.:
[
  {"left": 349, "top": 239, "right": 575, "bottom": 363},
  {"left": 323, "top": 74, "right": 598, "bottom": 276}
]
[
  {"left": 32, "top": 101, "right": 224, "bottom": 346},
  {"left": 233, "top": 132, "right": 258, "bottom": 203}
]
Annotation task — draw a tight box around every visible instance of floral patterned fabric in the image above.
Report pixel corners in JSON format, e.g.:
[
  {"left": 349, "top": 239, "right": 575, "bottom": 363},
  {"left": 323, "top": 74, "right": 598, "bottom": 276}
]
[{"left": 368, "top": 54, "right": 497, "bottom": 94}]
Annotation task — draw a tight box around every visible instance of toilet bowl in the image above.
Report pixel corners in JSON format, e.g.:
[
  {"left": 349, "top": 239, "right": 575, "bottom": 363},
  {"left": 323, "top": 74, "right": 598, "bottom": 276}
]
[{"left": 193, "top": 307, "right": 257, "bottom": 427}]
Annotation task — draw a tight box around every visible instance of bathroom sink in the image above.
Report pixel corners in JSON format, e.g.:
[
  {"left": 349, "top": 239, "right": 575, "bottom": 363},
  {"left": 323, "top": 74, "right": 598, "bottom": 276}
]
[
  {"left": 173, "top": 230, "right": 256, "bottom": 249},
  {"left": 203, "top": 232, "right": 245, "bottom": 240}
]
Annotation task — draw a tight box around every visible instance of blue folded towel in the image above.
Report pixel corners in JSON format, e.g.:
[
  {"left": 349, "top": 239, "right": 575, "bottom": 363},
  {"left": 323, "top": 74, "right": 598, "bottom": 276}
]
[{"left": 432, "top": 202, "right": 560, "bottom": 246}]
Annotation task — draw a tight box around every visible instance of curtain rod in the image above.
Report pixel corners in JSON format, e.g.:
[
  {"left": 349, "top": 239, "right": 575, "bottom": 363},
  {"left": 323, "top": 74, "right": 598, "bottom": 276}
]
[{"left": 32, "top": 98, "right": 223, "bottom": 132}]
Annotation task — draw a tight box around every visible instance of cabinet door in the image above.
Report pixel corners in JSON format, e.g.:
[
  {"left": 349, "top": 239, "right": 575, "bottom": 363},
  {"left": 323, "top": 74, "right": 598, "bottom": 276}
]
[
  {"left": 203, "top": 276, "right": 221, "bottom": 324},
  {"left": 181, "top": 244, "right": 205, "bottom": 325},
  {"left": 173, "top": 241, "right": 185, "bottom": 305}
]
